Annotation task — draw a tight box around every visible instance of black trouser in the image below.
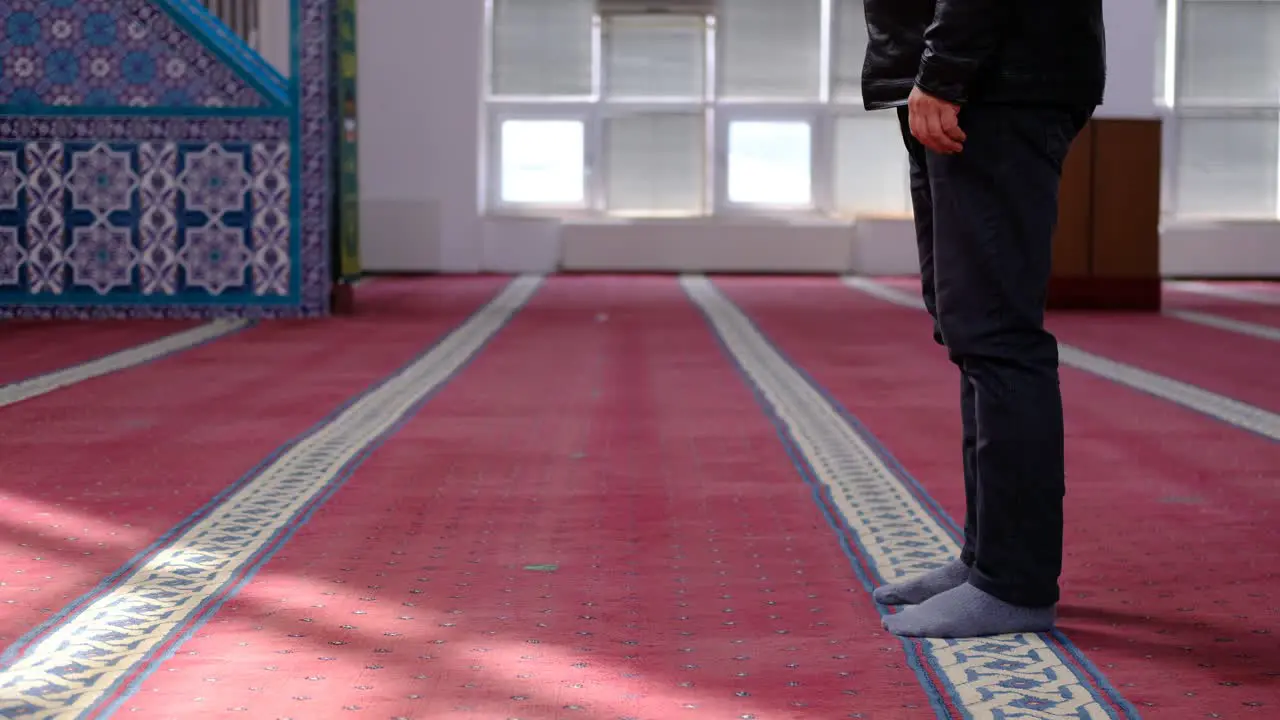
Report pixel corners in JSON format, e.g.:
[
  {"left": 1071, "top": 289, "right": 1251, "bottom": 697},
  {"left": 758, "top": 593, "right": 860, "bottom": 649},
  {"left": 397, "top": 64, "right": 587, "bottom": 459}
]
[{"left": 896, "top": 103, "right": 1091, "bottom": 608}]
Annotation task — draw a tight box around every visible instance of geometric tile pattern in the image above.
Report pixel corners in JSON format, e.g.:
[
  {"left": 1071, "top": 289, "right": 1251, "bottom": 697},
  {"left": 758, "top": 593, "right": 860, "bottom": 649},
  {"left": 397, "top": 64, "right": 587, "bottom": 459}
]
[
  {"left": 0, "top": 139, "right": 291, "bottom": 302},
  {"left": 843, "top": 277, "right": 1280, "bottom": 442},
  {"left": 0, "top": 277, "right": 542, "bottom": 718},
  {"left": 0, "top": 0, "right": 268, "bottom": 108},
  {"left": 293, "top": 0, "right": 334, "bottom": 317},
  {"left": 682, "top": 275, "right": 1135, "bottom": 719},
  {"left": 0, "top": 0, "right": 332, "bottom": 318},
  {"left": 248, "top": 141, "right": 290, "bottom": 296}
]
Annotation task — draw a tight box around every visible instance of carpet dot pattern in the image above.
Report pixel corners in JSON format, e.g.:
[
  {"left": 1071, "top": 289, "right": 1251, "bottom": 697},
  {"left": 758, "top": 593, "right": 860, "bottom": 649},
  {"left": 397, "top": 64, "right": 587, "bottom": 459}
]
[{"left": 2, "top": 276, "right": 1278, "bottom": 718}]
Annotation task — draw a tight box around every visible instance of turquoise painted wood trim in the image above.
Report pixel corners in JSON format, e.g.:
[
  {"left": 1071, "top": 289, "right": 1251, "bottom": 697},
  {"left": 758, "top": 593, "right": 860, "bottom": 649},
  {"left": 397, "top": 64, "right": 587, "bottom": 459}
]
[
  {"left": 287, "top": 0, "right": 304, "bottom": 300},
  {"left": 164, "top": 0, "right": 289, "bottom": 89},
  {"left": 152, "top": 0, "right": 291, "bottom": 108}
]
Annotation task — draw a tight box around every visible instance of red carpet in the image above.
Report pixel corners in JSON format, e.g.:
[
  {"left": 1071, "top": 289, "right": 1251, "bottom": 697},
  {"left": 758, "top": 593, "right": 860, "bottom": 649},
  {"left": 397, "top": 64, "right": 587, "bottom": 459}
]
[
  {"left": 115, "top": 277, "right": 933, "bottom": 719},
  {"left": 3, "top": 275, "right": 1278, "bottom": 718},
  {"left": 874, "top": 277, "right": 1280, "bottom": 409},
  {"left": 1047, "top": 312, "right": 1280, "bottom": 413},
  {"left": 0, "top": 277, "right": 508, "bottom": 658},
  {"left": 0, "top": 320, "right": 201, "bottom": 386},
  {"left": 1164, "top": 286, "right": 1280, "bottom": 328},
  {"left": 718, "top": 276, "right": 1280, "bottom": 718}
]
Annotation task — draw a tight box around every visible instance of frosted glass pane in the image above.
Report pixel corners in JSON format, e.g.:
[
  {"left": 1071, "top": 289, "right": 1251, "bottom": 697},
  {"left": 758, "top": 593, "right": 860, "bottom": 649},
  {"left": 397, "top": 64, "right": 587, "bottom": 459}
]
[
  {"left": 833, "top": 0, "right": 871, "bottom": 101},
  {"left": 1178, "top": 1, "right": 1280, "bottom": 104},
  {"left": 492, "top": 0, "right": 594, "bottom": 96},
  {"left": 606, "top": 113, "right": 705, "bottom": 214},
  {"left": 834, "top": 115, "right": 911, "bottom": 214},
  {"left": 718, "top": 0, "right": 822, "bottom": 98},
  {"left": 727, "top": 121, "right": 812, "bottom": 205},
  {"left": 605, "top": 16, "right": 705, "bottom": 98},
  {"left": 500, "top": 120, "right": 585, "bottom": 204},
  {"left": 1174, "top": 116, "right": 1279, "bottom": 218}
]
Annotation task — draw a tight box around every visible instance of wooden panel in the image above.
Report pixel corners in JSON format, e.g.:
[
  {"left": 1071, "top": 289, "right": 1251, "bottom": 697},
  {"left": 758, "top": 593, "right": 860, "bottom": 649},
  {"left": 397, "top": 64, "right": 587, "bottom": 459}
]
[
  {"left": 1047, "top": 277, "right": 1161, "bottom": 311},
  {"left": 1089, "top": 118, "right": 1162, "bottom": 278},
  {"left": 1052, "top": 122, "right": 1094, "bottom": 277}
]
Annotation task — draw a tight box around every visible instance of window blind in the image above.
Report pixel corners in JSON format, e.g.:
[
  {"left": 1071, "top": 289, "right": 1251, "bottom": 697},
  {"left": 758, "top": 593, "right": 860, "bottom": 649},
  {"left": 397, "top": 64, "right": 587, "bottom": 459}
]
[
  {"left": 604, "top": 15, "right": 707, "bottom": 98},
  {"left": 832, "top": 0, "right": 870, "bottom": 101},
  {"left": 605, "top": 112, "right": 706, "bottom": 213},
  {"left": 1174, "top": 115, "right": 1279, "bottom": 218},
  {"left": 834, "top": 115, "right": 910, "bottom": 215},
  {"left": 716, "top": 0, "right": 823, "bottom": 99},
  {"left": 491, "top": 0, "right": 595, "bottom": 96},
  {"left": 1178, "top": 0, "right": 1280, "bottom": 104}
]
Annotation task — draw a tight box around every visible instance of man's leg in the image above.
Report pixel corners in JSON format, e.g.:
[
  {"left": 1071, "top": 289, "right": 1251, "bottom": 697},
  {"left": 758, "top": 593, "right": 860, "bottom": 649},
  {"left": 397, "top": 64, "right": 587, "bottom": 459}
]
[
  {"left": 898, "top": 106, "right": 944, "bottom": 347},
  {"left": 872, "top": 106, "right": 971, "bottom": 606},
  {"left": 884, "top": 104, "right": 1089, "bottom": 637},
  {"left": 959, "top": 372, "right": 978, "bottom": 566},
  {"left": 902, "top": 101, "right": 983, "bottom": 585}
]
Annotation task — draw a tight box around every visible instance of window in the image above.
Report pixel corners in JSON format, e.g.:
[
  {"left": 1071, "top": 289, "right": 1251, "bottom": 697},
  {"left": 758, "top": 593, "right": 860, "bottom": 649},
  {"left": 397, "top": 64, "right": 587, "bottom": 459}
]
[
  {"left": 1177, "top": 0, "right": 1280, "bottom": 105},
  {"left": 1163, "top": 0, "right": 1280, "bottom": 219},
  {"left": 604, "top": 15, "right": 705, "bottom": 98},
  {"left": 498, "top": 119, "right": 586, "bottom": 205},
  {"left": 726, "top": 121, "right": 812, "bottom": 206},
  {"left": 832, "top": 0, "right": 870, "bottom": 102},
  {"left": 1174, "top": 115, "right": 1279, "bottom": 218},
  {"left": 605, "top": 112, "right": 706, "bottom": 214},
  {"left": 490, "top": 0, "right": 594, "bottom": 96},
  {"left": 717, "top": 0, "right": 823, "bottom": 99},
  {"left": 483, "top": 0, "right": 909, "bottom": 217}
]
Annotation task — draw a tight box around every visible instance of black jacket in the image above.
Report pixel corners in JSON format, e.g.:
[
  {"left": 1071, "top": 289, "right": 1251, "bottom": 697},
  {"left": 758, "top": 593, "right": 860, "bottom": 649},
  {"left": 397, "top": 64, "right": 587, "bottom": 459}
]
[{"left": 861, "top": 0, "right": 1106, "bottom": 110}]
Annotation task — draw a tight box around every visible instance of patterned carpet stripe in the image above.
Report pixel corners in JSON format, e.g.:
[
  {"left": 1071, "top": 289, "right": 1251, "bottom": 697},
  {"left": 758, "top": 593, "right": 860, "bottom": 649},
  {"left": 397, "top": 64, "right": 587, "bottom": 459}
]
[
  {"left": 1167, "top": 281, "right": 1280, "bottom": 306},
  {"left": 684, "top": 275, "right": 1136, "bottom": 720},
  {"left": 716, "top": 275, "right": 1280, "bottom": 718},
  {"left": 113, "top": 275, "right": 936, "bottom": 719},
  {"left": 0, "top": 277, "right": 542, "bottom": 719}
]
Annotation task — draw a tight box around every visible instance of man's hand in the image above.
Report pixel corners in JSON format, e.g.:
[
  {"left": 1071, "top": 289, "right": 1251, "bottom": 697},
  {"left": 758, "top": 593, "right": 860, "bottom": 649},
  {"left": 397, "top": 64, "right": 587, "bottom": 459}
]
[{"left": 907, "top": 86, "right": 966, "bottom": 154}]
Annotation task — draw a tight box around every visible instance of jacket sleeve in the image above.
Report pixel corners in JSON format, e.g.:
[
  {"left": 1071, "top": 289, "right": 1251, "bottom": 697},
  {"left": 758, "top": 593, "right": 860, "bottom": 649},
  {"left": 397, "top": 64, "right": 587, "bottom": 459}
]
[{"left": 914, "top": 1, "right": 1004, "bottom": 105}]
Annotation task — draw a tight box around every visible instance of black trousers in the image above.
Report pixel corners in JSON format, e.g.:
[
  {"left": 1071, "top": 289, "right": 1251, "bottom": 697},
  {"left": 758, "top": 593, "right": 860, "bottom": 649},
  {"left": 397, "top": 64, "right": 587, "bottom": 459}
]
[{"left": 896, "top": 103, "right": 1091, "bottom": 608}]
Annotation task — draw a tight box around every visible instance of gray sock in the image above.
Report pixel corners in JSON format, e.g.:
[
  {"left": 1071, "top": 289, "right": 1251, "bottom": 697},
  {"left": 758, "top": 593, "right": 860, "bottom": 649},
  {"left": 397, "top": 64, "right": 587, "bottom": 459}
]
[
  {"left": 882, "top": 582, "right": 1056, "bottom": 639},
  {"left": 872, "top": 558, "right": 969, "bottom": 606}
]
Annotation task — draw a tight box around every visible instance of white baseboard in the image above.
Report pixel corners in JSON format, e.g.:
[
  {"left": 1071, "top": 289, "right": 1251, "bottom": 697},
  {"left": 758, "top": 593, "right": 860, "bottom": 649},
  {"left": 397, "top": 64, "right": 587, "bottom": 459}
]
[
  {"left": 360, "top": 212, "right": 1280, "bottom": 278},
  {"left": 481, "top": 216, "right": 561, "bottom": 273},
  {"left": 559, "top": 218, "right": 854, "bottom": 273},
  {"left": 1160, "top": 221, "right": 1280, "bottom": 277},
  {"left": 848, "top": 217, "right": 920, "bottom": 275}
]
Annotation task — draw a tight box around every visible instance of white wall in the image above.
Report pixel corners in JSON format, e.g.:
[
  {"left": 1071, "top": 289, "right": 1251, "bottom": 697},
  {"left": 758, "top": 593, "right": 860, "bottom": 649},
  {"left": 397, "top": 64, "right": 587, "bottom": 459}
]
[
  {"left": 1096, "top": 0, "right": 1159, "bottom": 120},
  {"left": 359, "top": 0, "right": 485, "bottom": 272},
  {"left": 356, "top": 0, "right": 1278, "bottom": 276}
]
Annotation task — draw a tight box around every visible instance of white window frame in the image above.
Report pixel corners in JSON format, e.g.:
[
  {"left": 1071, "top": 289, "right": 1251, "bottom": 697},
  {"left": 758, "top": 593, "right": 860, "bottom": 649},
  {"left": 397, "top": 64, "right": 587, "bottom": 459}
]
[
  {"left": 484, "top": 0, "right": 1280, "bottom": 223},
  {"left": 1162, "top": 0, "right": 1280, "bottom": 220},
  {"left": 477, "top": 0, "right": 900, "bottom": 220},
  {"left": 486, "top": 104, "right": 597, "bottom": 214},
  {"left": 713, "top": 105, "right": 827, "bottom": 216}
]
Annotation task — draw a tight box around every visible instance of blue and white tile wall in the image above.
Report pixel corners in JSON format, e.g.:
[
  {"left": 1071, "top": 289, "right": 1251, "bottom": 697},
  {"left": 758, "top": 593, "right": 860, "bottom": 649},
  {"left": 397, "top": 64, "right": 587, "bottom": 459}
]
[{"left": 0, "top": 0, "right": 331, "bottom": 318}]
